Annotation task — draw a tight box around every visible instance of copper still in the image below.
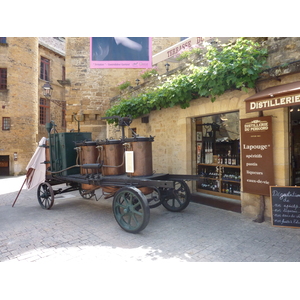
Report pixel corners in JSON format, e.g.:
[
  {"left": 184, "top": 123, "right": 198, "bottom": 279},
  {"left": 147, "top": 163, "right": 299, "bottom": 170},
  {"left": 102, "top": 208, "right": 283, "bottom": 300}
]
[
  {"left": 124, "top": 136, "right": 154, "bottom": 177},
  {"left": 98, "top": 139, "right": 125, "bottom": 176},
  {"left": 75, "top": 141, "right": 100, "bottom": 190}
]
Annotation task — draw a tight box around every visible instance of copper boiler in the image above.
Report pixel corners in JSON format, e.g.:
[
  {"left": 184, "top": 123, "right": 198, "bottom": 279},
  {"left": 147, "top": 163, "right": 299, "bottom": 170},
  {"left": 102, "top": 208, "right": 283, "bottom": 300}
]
[
  {"left": 98, "top": 139, "right": 125, "bottom": 176},
  {"left": 124, "top": 136, "right": 154, "bottom": 177},
  {"left": 76, "top": 141, "right": 100, "bottom": 190}
]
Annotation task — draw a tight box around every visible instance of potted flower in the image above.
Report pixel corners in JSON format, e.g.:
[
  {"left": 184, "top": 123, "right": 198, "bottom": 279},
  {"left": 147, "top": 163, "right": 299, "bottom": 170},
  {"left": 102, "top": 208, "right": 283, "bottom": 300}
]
[
  {"left": 139, "top": 67, "right": 158, "bottom": 81},
  {"left": 117, "top": 80, "right": 131, "bottom": 90}
]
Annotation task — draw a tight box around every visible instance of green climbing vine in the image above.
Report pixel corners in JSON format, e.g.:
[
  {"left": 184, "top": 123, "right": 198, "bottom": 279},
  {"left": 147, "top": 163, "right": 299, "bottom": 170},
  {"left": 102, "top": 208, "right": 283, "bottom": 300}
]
[{"left": 105, "top": 38, "right": 268, "bottom": 124}]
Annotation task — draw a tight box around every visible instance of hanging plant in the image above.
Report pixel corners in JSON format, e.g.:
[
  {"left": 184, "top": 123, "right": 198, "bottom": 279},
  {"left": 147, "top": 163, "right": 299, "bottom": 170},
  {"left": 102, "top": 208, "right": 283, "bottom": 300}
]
[{"left": 106, "top": 38, "right": 268, "bottom": 124}]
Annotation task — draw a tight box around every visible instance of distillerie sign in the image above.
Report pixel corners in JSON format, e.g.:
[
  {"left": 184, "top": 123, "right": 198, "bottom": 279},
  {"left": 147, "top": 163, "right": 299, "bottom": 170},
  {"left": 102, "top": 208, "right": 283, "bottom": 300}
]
[
  {"left": 246, "top": 93, "right": 300, "bottom": 113},
  {"left": 240, "top": 116, "right": 274, "bottom": 196}
]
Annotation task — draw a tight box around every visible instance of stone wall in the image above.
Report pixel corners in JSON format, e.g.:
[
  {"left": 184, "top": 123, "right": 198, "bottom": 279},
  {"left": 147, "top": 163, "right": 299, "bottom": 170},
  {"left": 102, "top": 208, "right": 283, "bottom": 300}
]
[
  {"left": 0, "top": 37, "right": 39, "bottom": 175},
  {"left": 37, "top": 42, "right": 66, "bottom": 141},
  {"left": 65, "top": 37, "right": 180, "bottom": 141},
  {"left": 0, "top": 37, "right": 66, "bottom": 175},
  {"left": 267, "top": 37, "right": 300, "bottom": 67}
]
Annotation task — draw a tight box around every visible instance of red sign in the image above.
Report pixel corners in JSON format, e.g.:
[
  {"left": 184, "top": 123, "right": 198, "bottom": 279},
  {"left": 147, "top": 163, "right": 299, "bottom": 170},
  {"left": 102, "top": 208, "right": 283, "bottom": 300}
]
[{"left": 240, "top": 116, "right": 275, "bottom": 196}]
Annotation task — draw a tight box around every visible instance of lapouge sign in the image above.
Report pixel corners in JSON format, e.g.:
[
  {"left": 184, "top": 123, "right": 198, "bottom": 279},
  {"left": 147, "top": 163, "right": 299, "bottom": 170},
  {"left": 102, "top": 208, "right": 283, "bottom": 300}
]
[{"left": 240, "top": 116, "right": 274, "bottom": 196}]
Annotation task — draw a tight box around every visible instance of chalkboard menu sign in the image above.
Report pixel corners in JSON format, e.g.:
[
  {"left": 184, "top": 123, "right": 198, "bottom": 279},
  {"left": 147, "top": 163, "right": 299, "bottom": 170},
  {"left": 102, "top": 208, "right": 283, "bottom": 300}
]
[{"left": 270, "top": 186, "right": 300, "bottom": 228}]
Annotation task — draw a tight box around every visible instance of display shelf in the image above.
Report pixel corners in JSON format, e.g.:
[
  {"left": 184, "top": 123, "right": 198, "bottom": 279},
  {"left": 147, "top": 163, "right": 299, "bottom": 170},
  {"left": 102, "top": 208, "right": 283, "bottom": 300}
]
[{"left": 197, "top": 163, "right": 241, "bottom": 199}]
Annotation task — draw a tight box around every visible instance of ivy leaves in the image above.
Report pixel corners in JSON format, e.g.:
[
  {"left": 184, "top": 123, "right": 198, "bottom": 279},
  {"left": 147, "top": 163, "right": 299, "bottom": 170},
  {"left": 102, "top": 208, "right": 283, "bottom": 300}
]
[{"left": 105, "top": 38, "right": 267, "bottom": 123}]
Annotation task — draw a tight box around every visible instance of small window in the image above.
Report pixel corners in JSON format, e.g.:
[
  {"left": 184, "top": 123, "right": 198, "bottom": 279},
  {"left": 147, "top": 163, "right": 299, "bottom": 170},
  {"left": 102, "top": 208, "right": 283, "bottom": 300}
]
[
  {"left": 61, "top": 102, "right": 66, "bottom": 127},
  {"left": 2, "top": 117, "right": 11, "bottom": 130},
  {"left": 62, "top": 66, "right": 66, "bottom": 81},
  {"left": 0, "top": 68, "right": 7, "bottom": 89},
  {"left": 39, "top": 98, "right": 50, "bottom": 125},
  {"left": 0, "top": 37, "right": 6, "bottom": 43},
  {"left": 40, "top": 57, "right": 50, "bottom": 81}
]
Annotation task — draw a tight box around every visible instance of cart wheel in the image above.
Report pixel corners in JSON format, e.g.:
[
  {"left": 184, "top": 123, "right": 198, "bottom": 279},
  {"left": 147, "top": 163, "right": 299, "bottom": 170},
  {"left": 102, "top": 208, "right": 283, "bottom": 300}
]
[
  {"left": 162, "top": 180, "right": 190, "bottom": 212},
  {"left": 37, "top": 182, "right": 54, "bottom": 210},
  {"left": 79, "top": 187, "right": 95, "bottom": 199},
  {"left": 113, "top": 187, "right": 150, "bottom": 233}
]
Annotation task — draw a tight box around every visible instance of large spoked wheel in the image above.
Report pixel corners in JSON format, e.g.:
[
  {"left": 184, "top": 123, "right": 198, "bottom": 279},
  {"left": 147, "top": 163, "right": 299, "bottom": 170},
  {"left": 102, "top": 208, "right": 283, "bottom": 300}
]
[
  {"left": 113, "top": 187, "right": 150, "bottom": 234},
  {"left": 162, "top": 180, "right": 190, "bottom": 212},
  {"left": 37, "top": 182, "right": 54, "bottom": 210}
]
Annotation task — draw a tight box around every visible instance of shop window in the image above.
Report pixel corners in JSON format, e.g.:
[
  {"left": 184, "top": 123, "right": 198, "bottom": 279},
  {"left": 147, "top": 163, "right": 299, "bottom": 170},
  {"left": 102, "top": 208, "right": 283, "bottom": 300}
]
[
  {"left": 39, "top": 98, "right": 50, "bottom": 125},
  {"left": 40, "top": 57, "right": 50, "bottom": 81},
  {"left": 196, "top": 111, "right": 241, "bottom": 199},
  {"left": 0, "top": 68, "right": 7, "bottom": 89},
  {"left": 2, "top": 117, "right": 10, "bottom": 130}
]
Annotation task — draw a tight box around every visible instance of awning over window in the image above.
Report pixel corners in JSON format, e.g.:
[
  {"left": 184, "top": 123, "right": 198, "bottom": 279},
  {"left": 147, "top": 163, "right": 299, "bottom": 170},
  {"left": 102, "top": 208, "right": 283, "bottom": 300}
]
[{"left": 244, "top": 81, "right": 300, "bottom": 113}]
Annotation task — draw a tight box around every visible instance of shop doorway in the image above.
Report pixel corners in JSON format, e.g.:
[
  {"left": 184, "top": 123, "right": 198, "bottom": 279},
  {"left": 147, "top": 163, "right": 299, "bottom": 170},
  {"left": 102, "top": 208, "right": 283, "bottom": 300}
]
[
  {"left": 0, "top": 155, "right": 9, "bottom": 176},
  {"left": 290, "top": 105, "right": 300, "bottom": 185}
]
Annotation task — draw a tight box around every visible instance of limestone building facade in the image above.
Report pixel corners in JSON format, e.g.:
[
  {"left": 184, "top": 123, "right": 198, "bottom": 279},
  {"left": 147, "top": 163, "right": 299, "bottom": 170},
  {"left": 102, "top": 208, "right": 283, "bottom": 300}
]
[
  {"left": 0, "top": 37, "right": 66, "bottom": 176},
  {"left": 64, "top": 37, "right": 300, "bottom": 222}
]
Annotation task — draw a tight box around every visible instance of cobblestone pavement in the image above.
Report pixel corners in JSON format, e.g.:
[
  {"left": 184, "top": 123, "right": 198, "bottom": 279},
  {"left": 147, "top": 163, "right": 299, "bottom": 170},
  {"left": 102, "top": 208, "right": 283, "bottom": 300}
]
[{"left": 1, "top": 175, "right": 300, "bottom": 263}]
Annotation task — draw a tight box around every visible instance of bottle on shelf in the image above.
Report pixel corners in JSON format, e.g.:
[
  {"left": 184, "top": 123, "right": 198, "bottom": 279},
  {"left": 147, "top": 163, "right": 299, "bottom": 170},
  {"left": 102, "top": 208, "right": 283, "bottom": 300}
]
[
  {"left": 223, "top": 153, "right": 228, "bottom": 165},
  {"left": 227, "top": 150, "right": 231, "bottom": 165},
  {"left": 206, "top": 142, "right": 209, "bottom": 164},
  {"left": 218, "top": 154, "right": 221, "bottom": 164},
  {"left": 232, "top": 154, "right": 236, "bottom": 165},
  {"left": 222, "top": 182, "right": 225, "bottom": 193},
  {"left": 208, "top": 142, "right": 213, "bottom": 164}
]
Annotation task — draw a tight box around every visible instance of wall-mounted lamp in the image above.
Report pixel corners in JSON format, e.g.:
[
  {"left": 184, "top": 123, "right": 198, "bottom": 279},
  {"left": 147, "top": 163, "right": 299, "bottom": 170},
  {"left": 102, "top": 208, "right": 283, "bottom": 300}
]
[
  {"left": 73, "top": 111, "right": 84, "bottom": 132},
  {"left": 42, "top": 81, "right": 53, "bottom": 99},
  {"left": 13, "top": 152, "right": 18, "bottom": 161},
  {"left": 136, "top": 79, "right": 140, "bottom": 86},
  {"left": 165, "top": 63, "right": 170, "bottom": 73}
]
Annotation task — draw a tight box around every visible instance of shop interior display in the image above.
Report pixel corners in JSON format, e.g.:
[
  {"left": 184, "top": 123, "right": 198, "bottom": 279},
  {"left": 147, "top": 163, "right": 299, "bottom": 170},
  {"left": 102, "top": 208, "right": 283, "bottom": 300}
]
[
  {"left": 196, "top": 112, "right": 241, "bottom": 199},
  {"left": 290, "top": 105, "right": 300, "bottom": 186}
]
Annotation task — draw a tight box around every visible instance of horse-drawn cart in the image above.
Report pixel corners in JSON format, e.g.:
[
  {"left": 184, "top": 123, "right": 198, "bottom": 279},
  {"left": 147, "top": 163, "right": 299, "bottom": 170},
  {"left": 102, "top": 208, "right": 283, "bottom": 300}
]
[{"left": 33, "top": 116, "right": 200, "bottom": 233}]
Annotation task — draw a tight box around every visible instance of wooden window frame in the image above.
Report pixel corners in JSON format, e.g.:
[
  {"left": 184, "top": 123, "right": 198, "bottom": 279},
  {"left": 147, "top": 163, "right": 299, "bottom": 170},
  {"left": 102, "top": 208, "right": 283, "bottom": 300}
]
[
  {"left": 2, "top": 117, "right": 11, "bottom": 130},
  {"left": 40, "top": 57, "right": 50, "bottom": 81},
  {"left": 0, "top": 68, "right": 7, "bottom": 89},
  {"left": 39, "top": 98, "right": 50, "bottom": 125}
]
